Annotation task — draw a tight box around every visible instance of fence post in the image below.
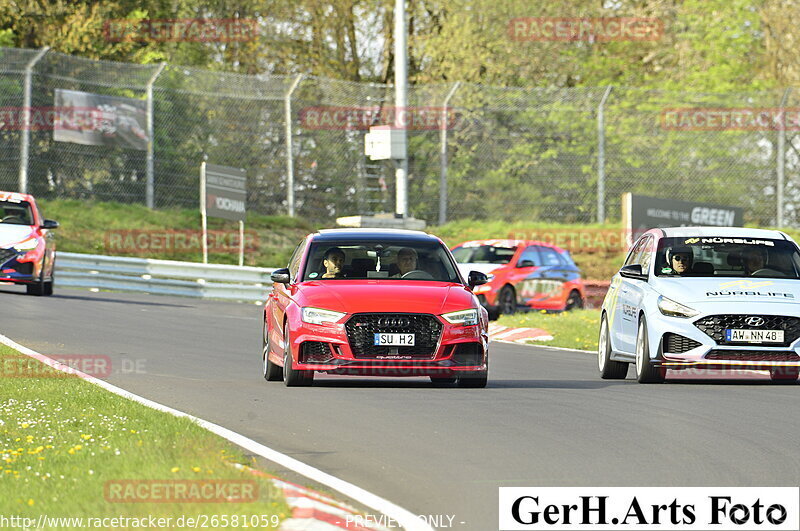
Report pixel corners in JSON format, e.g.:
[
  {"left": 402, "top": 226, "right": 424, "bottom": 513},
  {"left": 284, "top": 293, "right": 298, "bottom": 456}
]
[
  {"left": 777, "top": 87, "right": 791, "bottom": 228},
  {"left": 18, "top": 46, "right": 49, "bottom": 194},
  {"left": 596, "top": 86, "right": 613, "bottom": 224},
  {"left": 439, "top": 81, "right": 461, "bottom": 226},
  {"left": 145, "top": 62, "right": 166, "bottom": 209},
  {"left": 284, "top": 74, "right": 304, "bottom": 217}
]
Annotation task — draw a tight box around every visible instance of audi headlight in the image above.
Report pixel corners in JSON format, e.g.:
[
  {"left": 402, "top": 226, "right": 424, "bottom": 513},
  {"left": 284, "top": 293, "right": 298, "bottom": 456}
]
[
  {"left": 442, "top": 309, "right": 479, "bottom": 326},
  {"left": 657, "top": 296, "right": 699, "bottom": 318},
  {"left": 301, "top": 307, "right": 346, "bottom": 325}
]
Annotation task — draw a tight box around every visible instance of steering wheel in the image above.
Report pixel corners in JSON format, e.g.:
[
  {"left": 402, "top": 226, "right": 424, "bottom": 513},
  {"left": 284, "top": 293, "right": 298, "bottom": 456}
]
[
  {"left": 751, "top": 268, "right": 786, "bottom": 278},
  {"left": 401, "top": 269, "right": 434, "bottom": 280},
  {"left": 1, "top": 215, "right": 25, "bottom": 224}
]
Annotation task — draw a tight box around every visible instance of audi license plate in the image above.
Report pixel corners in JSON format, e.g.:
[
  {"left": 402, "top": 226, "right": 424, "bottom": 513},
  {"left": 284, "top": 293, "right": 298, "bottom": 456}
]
[
  {"left": 374, "top": 333, "right": 415, "bottom": 346},
  {"left": 725, "top": 329, "right": 784, "bottom": 343}
]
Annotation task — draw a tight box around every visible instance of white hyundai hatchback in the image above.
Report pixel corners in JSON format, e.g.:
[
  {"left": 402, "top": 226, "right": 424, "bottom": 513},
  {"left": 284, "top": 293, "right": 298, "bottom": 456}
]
[{"left": 599, "top": 227, "right": 800, "bottom": 383}]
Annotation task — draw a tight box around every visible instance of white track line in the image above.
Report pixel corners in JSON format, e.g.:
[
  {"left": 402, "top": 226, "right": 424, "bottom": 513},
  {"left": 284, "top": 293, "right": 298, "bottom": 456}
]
[{"left": 0, "top": 333, "right": 433, "bottom": 531}]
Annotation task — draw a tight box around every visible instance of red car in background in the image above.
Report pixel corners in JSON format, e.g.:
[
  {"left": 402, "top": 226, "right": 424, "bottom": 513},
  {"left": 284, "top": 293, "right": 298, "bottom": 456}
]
[
  {"left": 450, "top": 239, "right": 585, "bottom": 319},
  {"left": 0, "top": 191, "right": 58, "bottom": 296},
  {"left": 263, "top": 229, "right": 490, "bottom": 387}
]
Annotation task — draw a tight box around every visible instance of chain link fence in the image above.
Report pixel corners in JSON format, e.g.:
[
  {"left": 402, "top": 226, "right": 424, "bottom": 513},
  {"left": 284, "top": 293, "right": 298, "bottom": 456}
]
[{"left": 1, "top": 46, "right": 798, "bottom": 226}]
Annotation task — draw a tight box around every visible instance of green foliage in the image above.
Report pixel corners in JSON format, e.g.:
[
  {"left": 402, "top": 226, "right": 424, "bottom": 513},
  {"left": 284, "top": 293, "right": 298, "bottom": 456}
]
[{"left": 0, "top": 28, "right": 12, "bottom": 47}]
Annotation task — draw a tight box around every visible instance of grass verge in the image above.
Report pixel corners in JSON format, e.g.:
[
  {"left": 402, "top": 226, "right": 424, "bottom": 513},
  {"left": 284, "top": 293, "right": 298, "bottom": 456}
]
[
  {"left": 0, "top": 343, "right": 289, "bottom": 525},
  {"left": 38, "top": 199, "right": 315, "bottom": 268},
  {"left": 496, "top": 309, "right": 601, "bottom": 351}
]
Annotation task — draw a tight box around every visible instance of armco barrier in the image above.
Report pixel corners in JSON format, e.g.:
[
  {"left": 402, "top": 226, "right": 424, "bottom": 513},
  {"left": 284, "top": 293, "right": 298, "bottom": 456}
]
[
  {"left": 55, "top": 252, "right": 275, "bottom": 302},
  {"left": 584, "top": 280, "right": 611, "bottom": 309}
]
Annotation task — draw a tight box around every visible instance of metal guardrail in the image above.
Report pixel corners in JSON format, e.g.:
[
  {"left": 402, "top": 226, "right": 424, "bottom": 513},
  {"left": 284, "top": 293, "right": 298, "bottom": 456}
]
[{"left": 55, "top": 252, "right": 275, "bottom": 302}]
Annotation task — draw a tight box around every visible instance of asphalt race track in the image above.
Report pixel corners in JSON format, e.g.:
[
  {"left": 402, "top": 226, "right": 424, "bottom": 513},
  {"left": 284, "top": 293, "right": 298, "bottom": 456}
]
[{"left": 1, "top": 286, "right": 799, "bottom": 530}]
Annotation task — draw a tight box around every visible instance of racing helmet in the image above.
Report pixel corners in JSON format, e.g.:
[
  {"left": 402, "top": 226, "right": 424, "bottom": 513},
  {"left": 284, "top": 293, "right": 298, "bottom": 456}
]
[{"left": 666, "top": 245, "right": 693, "bottom": 264}]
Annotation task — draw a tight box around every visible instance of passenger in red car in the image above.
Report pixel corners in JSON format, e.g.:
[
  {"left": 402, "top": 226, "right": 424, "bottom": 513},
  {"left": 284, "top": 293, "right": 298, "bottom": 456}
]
[
  {"left": 392, "top": 247, "right": 418, "bottom": 277},
  {"left": 321, "top": 247, "right": 346, "bottom": 278}
]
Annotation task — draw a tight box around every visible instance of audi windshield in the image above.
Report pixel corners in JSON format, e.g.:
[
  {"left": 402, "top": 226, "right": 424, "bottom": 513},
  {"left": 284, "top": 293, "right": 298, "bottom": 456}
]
[{"left": 301, "top": 240, "right": 461, "bottom": 282}]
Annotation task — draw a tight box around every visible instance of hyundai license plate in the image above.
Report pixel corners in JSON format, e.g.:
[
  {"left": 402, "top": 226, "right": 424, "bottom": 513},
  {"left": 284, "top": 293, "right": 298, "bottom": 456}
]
[
  {"left": 725, "top": 329, "right": 784, "bottom": 343},
  {"left": 374, "top": 333, "right": 415, "bottom": 346}
]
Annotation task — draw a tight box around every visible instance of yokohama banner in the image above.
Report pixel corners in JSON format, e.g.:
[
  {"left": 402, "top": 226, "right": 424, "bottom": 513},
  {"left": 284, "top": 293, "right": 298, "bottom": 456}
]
[{"left": 53, "top": 89, "right": 148, "bottom": 150}]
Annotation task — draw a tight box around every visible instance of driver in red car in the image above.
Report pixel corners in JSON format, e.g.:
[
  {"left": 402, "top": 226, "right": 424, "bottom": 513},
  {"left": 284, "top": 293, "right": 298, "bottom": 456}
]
[
  {"left": 392, "top": 247, "right": 418, "bottom": 278},
  {"left": 321, "top": 247, "right": 346, "bottom": 278}
]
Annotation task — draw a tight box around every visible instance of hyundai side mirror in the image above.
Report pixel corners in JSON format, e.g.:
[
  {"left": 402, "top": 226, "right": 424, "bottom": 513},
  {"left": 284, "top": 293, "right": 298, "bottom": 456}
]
[
  {"left": 41, "top": 219, "right": 59, "bottom": 229},
  {"left": 468, "top": 270, "right": 488, "bottom": 289},
  {"left": 619, "top": 264, "right": 647, "bottom": 280},
  {"left": 270, "top": 268, "right": 291, "bottom": 285}
]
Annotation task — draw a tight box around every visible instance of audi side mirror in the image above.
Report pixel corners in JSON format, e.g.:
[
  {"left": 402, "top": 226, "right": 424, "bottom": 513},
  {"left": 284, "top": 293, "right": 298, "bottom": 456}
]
[
  {"left": 271, "top": 268, "right": 291, "bottom": 285},
  {"left": 468, "top": 270, "right": 488, "bottom": 289}
]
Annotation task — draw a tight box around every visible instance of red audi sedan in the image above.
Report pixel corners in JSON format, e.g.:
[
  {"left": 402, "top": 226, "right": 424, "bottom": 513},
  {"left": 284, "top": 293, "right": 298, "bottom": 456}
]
[{"left": 262, "top": 229, "right": 490, "bottom": 387}]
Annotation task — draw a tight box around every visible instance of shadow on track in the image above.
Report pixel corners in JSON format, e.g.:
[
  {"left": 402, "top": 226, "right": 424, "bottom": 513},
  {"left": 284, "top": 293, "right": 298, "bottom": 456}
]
[{"left": 305, "top": 378, "right": 628, "bottom": 389}]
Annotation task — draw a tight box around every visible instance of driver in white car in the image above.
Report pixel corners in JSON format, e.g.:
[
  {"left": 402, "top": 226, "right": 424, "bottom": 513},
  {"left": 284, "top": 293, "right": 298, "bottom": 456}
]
[
  {"left": 742, "top": 247, "right": 768, "bottom": 276},
  {"left": 666, "top": 246, "right": 694, "bottom": 276},
  {"left": 392, "top": 247, "right": 418, "bottom": 278}
]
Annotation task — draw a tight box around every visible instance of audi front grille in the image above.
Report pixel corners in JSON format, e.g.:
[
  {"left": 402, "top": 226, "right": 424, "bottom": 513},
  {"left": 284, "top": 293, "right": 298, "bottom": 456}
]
[{"left": 344, "top": 313, "right": 443, "bottom": 359}]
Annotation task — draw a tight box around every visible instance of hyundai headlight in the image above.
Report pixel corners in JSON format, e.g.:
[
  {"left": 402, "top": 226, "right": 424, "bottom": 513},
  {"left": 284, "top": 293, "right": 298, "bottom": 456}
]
[
  {"left": 657, "top": 296, "right": 699, "bottom": 318},
  {"left": 301, "top": 307, "right": 346, "bottom": 325},
  {"left": 442, "top": 309, "right": 479, "bottom": 326}
]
